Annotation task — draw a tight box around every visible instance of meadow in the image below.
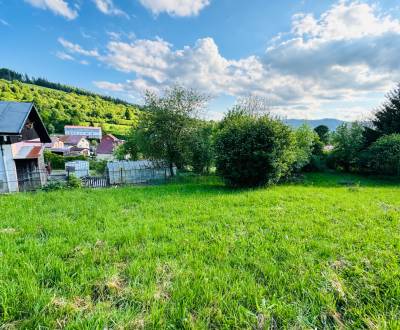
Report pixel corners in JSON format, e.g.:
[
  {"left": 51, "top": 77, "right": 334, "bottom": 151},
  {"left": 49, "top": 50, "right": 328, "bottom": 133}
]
[{"left": 0, "top": 173, "right": 399, "bottom": 329}]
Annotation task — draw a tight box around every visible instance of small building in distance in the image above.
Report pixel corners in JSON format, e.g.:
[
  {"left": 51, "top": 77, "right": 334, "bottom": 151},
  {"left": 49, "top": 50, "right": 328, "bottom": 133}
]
[
  {"left": 59, "top": 135, "right": 90, "bottom": 149},
  {"left": 44, "top": 136, "right": 71, "bottom": 156},
  {"left": 96, "top": 134, "right": 124, "bottom": 161},
  {"left": 0, "top": 102, "right": 51, "bottom": 193},
  {"left": 65, "top": 125, "right": 102, "bottom": 140}
]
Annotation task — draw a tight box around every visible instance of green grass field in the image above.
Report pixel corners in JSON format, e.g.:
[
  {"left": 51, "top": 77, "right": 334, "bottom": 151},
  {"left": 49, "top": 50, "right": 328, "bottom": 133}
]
[{"left": 0, "top": 173, "right": 399, "bottom": 329}]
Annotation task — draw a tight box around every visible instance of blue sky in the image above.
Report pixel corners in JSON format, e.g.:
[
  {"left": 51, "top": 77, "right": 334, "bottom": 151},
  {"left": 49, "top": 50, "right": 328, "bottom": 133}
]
[{"left": 1, "top": 0, "right": 400, "bottom": 120}]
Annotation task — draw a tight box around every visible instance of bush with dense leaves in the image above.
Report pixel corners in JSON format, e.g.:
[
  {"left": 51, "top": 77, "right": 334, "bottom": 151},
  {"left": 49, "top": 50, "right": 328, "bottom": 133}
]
[
  {"left": 365, "top": 134, "right": 400, "bottom": 176},
  {"left": 215, "top": 112, "right": 295, "bottom": 187}
]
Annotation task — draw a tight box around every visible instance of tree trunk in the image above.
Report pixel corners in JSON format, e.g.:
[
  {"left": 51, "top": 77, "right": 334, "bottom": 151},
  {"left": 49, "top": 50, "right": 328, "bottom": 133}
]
[{"left": 169, "top": 162, "right": 175, "bottom": 177}]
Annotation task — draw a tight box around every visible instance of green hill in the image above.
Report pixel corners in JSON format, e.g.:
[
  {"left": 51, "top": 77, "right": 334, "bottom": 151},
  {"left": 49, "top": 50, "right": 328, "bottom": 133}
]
[{"left": 0, "top": 79, "right": 139, "bottom": 137}]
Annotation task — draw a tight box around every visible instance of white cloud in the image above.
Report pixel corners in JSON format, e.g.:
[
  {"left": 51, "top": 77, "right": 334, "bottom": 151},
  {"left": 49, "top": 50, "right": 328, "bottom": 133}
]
[
  {"left": 291, "top": 1, "right": 400, "bottom": 40},
  {"left": 62, "top": 0, "right": 400, "bottom": 120},
  {"left": 93, "top": 81, "right": 125, "bottom": 92},
  {"left": 25, "top": 0, "right": 78, "bottom": 20},
  {"left": 58, "top": 37, "right": 99, "bottom": 57},
  {"left": 139, "top": 0, "right": 210, "bottom": 17},
  {"left": 92, "top": 0, "right": 129, "bottom": 18},
  {"left": 56, "top": 51, "right": 75, "bottom": 61},
  {"left": 0, "top": 18, "right": 9, "bottom": 26}
]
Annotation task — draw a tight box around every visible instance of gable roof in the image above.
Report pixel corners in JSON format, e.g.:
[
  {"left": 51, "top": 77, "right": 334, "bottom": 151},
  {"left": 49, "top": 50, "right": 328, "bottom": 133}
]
[
  {"left": 0, "top": 102, "right": 51, "bottom": 143},
  {"left": 97, "top": 134, "right": 123, "bottom": 154},
  {"left": 65, "top": 125, "right": 101, "bottom": 131},
  {"left": 59, "top": 135, "right": 87, "bottom": 145}
]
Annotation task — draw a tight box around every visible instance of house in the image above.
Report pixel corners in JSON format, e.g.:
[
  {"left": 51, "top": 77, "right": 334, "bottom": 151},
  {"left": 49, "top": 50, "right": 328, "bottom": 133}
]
[
  {"left": 0, "top": 101, "right": 51, "bottom": 193},
  {"left": 59, "top": 135, "right": 90, "bottom": 156},
  {"left": 44, "top": 136, "right": 71, "bottom": 156},
  {"left": 59, "top": 135, "right": 90, "bottom": 149},
  {"left": 65, "top": 125, "right": 102, "bottom": 140},
  {"left": 45, "top": 135, "right": 90, "bottom": 156},
  {"left": 96, "top": 134, "right": 124, "bottom": 161}
]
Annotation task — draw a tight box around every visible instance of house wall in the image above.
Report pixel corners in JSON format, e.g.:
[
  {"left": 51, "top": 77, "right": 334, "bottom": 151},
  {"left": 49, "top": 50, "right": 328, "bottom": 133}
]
[
  {"left": 38, "top": 153, "right": 48, "bottom": 186},
  {"left": 65, "top": 127, "right": 102, "bottom": 140},
  {"left": 97, "top": 153, "right": 115, "bottom": 161},
  {"left": 77, "top": 138, "right": 90, "bottom": 149},
  {"left": 0, "top": 144, "right": 19, "bottom": 193}
]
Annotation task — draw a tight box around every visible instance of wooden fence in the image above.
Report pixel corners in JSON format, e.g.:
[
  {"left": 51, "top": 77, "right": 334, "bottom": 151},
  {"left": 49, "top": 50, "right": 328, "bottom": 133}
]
[{"left": 81, "top": 176, "right": 108, "bottom": 188}]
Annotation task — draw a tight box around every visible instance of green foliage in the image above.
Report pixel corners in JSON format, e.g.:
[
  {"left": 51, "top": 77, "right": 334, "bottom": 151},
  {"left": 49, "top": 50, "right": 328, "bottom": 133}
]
[
  {"left": 330, "top": 122, "right": 365, "bottom": 171},
  {"left": 292, "top": 124, "right": 319, "bottom": 171},
  {"left": 0, "top": 173, "right": 400, "bottom": 328},
  {"left": 0, "top": 68, "right": 131, "bottom": 105},
  {"left": 44, "top": 151, "right": 86, "bottom": 170},
  {"left": 67, "top": 174, "right": 82, "bottom": 188},
  {"left": 373, "top": 84, "right": 400, "bottom": 135},
  {"left": 89, "top": 160, "right": 108, "bottom": 175},
  {"left": 114, "top": 128, "right": 140, "bottom": 161},
  {"left": 0, "top": 79, "right": 139, "bottom": 136},
  {"left": 183, "top": 122, "right": 215, "bottom": 174},
  {"left": 366, "top": 134, "right": 400, "bottom": 176},
  {"left": 41, "top": 180, "right": 67, "bottom": 192},
  {"left": 215, "top": 111, "right": 295, "bottom": 187},
  {"left": 314, "top": 125, "right": 330, "bottom": 144},
  {"left": 134, "top": 86, "right": 209, "bottom": 175}
]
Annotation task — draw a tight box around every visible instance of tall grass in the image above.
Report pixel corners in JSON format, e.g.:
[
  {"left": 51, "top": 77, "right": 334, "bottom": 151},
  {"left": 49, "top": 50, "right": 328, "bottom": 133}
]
[{"left": 0, "top": 173, "right": 399, "bottom": 328}]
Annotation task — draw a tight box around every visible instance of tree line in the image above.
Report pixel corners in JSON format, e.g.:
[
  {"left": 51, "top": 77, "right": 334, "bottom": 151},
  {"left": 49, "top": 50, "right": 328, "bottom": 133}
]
[
  {"left": 327, "top": 84, "right": 400, "bottom": 176},
  {"left": 0, "top": 68, "right": 131, "bottom": 106},
  {"left": 116, "top": 84, "right": 400, "bottom": 187}
]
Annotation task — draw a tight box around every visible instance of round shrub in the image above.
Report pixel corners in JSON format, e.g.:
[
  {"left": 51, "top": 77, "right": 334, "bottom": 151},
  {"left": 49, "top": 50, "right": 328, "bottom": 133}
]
[
  {"left": 215, "top": 113, "right": 295, "bottom": 187},
  {"left": 367, "top": 134, "right": 400, "bottom": 176}
]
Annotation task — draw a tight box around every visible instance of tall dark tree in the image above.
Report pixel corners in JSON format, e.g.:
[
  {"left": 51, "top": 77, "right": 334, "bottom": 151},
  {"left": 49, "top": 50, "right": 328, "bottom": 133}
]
[
  {"left": 314, "top": 125, "right": 330, "bottom": 144},
  {"left": 373, "top": 84, "right": 400, "bottom": 135}
]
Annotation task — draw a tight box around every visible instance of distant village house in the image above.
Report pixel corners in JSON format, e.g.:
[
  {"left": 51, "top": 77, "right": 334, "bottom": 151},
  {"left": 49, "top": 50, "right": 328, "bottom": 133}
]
[
  {"left": 65, "top": 125, "right": 102, "bottom": 140},
  {"left": 0, "top": 102, "right": 51, "bottom": 193},
  {"left": 96, "top": 134, "right": 124, "bottom": 161}
]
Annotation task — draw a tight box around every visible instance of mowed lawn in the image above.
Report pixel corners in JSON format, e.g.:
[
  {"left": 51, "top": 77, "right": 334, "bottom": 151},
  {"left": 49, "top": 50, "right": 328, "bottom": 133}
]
[{"left": 0, "top": 173, "right": 400, "bottom": 329}]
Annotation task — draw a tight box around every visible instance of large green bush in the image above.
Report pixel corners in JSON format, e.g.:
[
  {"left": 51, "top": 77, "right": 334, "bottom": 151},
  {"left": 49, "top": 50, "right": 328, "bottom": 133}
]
[
  {"left": 366, "top": 134, "right": 400, "bottom": 176},
  {"left": 215, "top": 112, "right": 295, "bottom": 187}
]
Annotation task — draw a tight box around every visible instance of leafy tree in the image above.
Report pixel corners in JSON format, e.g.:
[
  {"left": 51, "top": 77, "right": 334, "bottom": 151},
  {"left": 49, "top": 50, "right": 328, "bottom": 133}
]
[
  {"left": 366, "top": 134, "right": 400, "bottom": 176},
  {"left": 314, "top": 125, "right": 330, "bottom": 144},
  {"left": 293, "top": 125, "right": 320, "bottom": 171},
  {"left": 183, "top": 122, "right": 215, "bottom": 174},
  {"left": 114, "top": 128, "right": 140, "bottom": 160},
  {"left": 134, "top": 86, "right": 209, "bottom": 176},
  {"left": 373, "top": 84, "right": 400, "bottom": 135},
  {"left": 215, "top": 110, "right": 295, "bottom": 187},
  {"left": 330, "top": 122, "right": 365, "bottom": 171}
]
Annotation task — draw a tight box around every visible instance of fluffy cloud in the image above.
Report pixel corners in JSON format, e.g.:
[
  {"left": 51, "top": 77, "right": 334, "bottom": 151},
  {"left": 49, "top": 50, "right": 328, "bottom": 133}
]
[
  {"left": 139, "top": 0, "right": 210, "bottom": 17},
  {"left": 25, "top": 0, "right": 78, "bottom": 20},
  {"left": 71, "top": 1, "right": 400, "bottom": 119},
  {"left": 92, "top": 0, "right": 129, "bottom": 18},
  {"left": 58, "top": 37, "right": 99, "bottom": 57}
]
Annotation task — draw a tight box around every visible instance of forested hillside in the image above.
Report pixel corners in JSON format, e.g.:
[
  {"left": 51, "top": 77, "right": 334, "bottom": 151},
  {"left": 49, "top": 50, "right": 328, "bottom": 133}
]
[
  {"left": 0, "top": 68, "right": 130, "bottom": 105},
  {"left": 0, "top": 79, "right": 139, "bottom": 137}
]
